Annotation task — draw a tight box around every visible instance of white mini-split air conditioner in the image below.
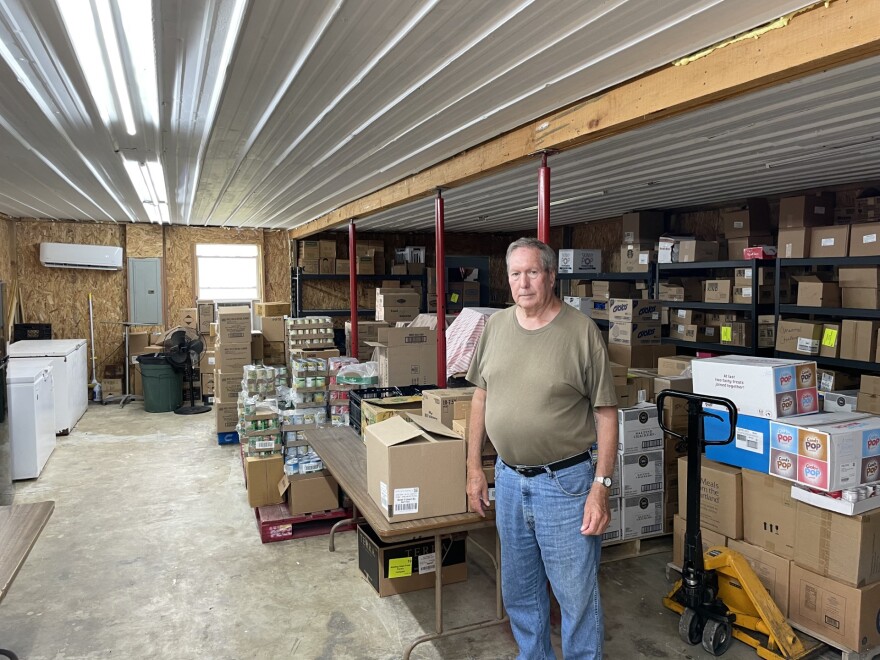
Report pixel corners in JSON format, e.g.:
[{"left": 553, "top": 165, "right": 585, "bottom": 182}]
[{"left": 39, "top": 242, "right": 124, "bottom": 270}]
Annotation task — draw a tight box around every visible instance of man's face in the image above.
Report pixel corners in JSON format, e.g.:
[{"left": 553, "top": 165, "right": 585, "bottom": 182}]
[{"left": 507, "top": 247, "right": 555, "bottom": 311}]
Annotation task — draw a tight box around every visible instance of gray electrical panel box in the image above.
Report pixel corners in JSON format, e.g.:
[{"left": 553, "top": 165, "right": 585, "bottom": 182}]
[{"left": 128, "top": 258, "right": 163, "bottom": 325}]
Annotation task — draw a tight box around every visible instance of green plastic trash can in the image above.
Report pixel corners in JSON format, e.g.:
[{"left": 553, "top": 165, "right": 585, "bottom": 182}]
[{"left": 137, "top": 354, "right": 183, "bottom": 413}]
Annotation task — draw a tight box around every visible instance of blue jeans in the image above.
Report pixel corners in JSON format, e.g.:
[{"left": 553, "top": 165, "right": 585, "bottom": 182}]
[{"left": 495, "top": 457, "right": 603, "bottom": 659}]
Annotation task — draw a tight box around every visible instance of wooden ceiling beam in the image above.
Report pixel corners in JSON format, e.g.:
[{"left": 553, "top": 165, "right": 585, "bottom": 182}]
[{"left": 289, "top": 1, "right": 880, "bottom": 239}]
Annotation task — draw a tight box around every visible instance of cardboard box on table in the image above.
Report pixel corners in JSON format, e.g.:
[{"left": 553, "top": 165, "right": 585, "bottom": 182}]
[{"left": 366, "top": 327, "right": 436, "bottom": 388}]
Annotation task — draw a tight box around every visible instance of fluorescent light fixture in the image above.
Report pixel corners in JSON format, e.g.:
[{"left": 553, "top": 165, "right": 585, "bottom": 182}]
[
  {"left": 57, "top": 0, "right": 154, "bottom": 136},
  {"left": 122, "top": 158, "right": 170, "bottom": 223}
]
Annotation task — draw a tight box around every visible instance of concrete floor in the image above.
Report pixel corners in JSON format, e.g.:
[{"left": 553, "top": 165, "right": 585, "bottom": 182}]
[{"left": 0, "top": 403, "right": 837, "bottom": 659}]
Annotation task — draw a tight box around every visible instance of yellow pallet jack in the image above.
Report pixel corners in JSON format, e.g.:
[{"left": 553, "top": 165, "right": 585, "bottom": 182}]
[{"left": 657, "top": 391, "right": 821, "bottom": 659}]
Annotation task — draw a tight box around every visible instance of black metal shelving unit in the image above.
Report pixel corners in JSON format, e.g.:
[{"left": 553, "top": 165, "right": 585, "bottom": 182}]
[
  {"left": 774, "top": 256, "right": 880, "bottom": 373},
  {"left": 558, "top": 269, "right": 656, "bottom": 328},
  {"left": 291, "top": 268, "right": 429, "bottom": 318},
  {"left": 657, "top": 259, "right": 776, "bottom": 356}
]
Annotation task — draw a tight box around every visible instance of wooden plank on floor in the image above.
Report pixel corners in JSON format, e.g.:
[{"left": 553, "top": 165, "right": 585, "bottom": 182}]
[
  {"left": 601, "top": 534, "right": 671, "bottom": 564},
  {"left": 0, "top": 501, "right": 55, "bottom": 603}
]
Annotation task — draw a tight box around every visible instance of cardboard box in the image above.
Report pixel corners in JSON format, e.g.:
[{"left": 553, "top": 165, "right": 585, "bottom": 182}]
[
  {"left": 196, "top": 300, "right": 215, "bottom": 335},
  {"left": 357, "top": 524, "right": 467, "bottom": 598},
  {"left": 299, "top": 239, "right": 320, "bottom": 259},
  {"left": 819, "top": 369, "right": 859, "bottom": 392},
  {"left": 704, "top": 410, "right": 774, "bottom": 473},
  {"left": 421, "top": 388, "right": 475, "bottom": 430},
  {"left": 775, "top": 319, "right": 823, "bottom": 356},
  {"left": 622, "top": 492, "right": 664, "bottom": 539},
  {"left": 214, "top": 371, "right": 243, "bottom": 403},
  {"left": 608, "top": 299, "right": 661, "bottom": 323},
  {"left": 215, "top": 401, "right": 238, "bottom": 432},
  {"left": 819, "top": 323, "right": 841, "bottom": 359},
  {"left": 335, "top": 259, "right": 350, "bottom": 275},
  {"left": 602, "top": 497, "right": 623, "bottom": 544},
  {"left": 672, "top": 515, "right": 727, "bottom": 568},
  {"left": 742, "top": 469, "right": 796, "bottom": 558},
  {"left": 839, "top": 267, "right": 880, "bottom": 289},
  {"left": 360, "top": 396, "right": 424, "bottom": 431},
  {"left": 245, "top": 455, "right": 284, "bottom": 508},
  {"left": 366, "top": 327, "right": 437, "bottom": 388},
  {"left": 200, "top": 371, "right": 215, "bottom": 396},
  {"left": 777, "top": 228, "right": 811, "bottom": 259},
  {"left": 608, "top": 321, "right": 661, "bottom": 346},
  {"left": 620, "top": 450, "right": 664, "bottom": 496},
  {"left": 657, "top": 355, "right": 696, "bottom": 377},
  {"left": 557, "top": 249, "right": 602, "bottom": 275},
  {"left": 810, "top": 225, "right": 849, "bottom": 258},
  {"left": 841, "top": 320, "right": 880, "bottom": 362},
  {"left": 858, "top": 392, "right": 880, "bottom": 415},
  {"left": 779, "top": 194, "right": 835, "bottom": 228},
  {"left": 842, "top": 287, "right": 880, "bottom": 310},
  {"left": 286, "top": 472, "right": 340, "bottom": 515},
  {"left": 254, "top": 301, "right": 288, "bottom": 317},
  {"left": 789, "top": 563, "right": 880, "bottom": 652},
  {"left": 376, "top": 289, "right": 421, "bottom": 308},
  {"left": 606, "top": 343, "right": 674, "bottom": 369},
  {"left": 260, "top": 316, "right": 285, "bottom": 343},
  {"left": 668, "top": 308, "right": 704, "bottom": 325},
  {"left": 728, "top": 235, "right": 774, "bottom": 260},
  {"left": 669, "top": 323, "right": 719, "bottom": 343},
  {"left": 794, "top": 275, "right": 840, "bottom": 307},
  {"left": 861, "top": 374, "right": 880, "bottom": 396},
  {"left": 850, "top": 222, "right": 880, "bottom": 257},
  {"left": 376, "top": 306, "right": 419, "bottom": 323},
  {"left": 727, "top": 539, "right": 791, "bottom": 616},
  {"left": 618, "top": 403, "right": 663, "bottom": 454},
  {"left": 732, "top": 285, "right": 774, "bottom": 305},
  {"left": 250, "top": 331, "right": 264, "bottom": 361},
  {"left": 677, "top": 239, "right": 719, "bottom": 263},
  {"left": 364, "top": 415, "right": 466, "bottom": 522},
  {"left": 722, "top": 202, "right": 772, "bottom": 238},
  {"left": 214, "top": 341, "right": 251, "bottom": 372},
  {"left": 619, "top": 245, "right": 654, "bottom": 273},
  {"left": 677, "top": 456, "right": 743, "bottom": 539},
  {"left": 622, "top": 211, "right": 665, "bottom": 243},
  {"left": 318, "top": 257, "right": 335, "bottom": 274},
  {"left": 795, "top": 502, "right": 880, "bottom": 587},
  {"left": 180, "top": 307, "right": 197, "bottom": 330},
  {"left": 592, "top": 280, "right": 636, "bottom": 300},
  {"left": 823, "top": 390, "right": 858, "bottom": 413},
  {"left": 703, "top": 280, "right": 731, "bottom": 304},
  {"left": 217, "top": 306, "right": 252, "bottom": 344},
  {"left": 692, "top": 355, "right": 818, "bottom": 419}
]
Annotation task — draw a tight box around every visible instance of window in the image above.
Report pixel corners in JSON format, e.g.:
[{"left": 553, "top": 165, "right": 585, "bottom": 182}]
[{"left": 196, "top": 244, "right": 262, "bottom": 301}]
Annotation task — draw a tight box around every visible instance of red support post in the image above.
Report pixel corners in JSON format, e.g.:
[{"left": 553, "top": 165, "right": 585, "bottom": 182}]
[
  {"left": 538, "top": 152, "right": 550, "bottom": 243},
  {"left": 348, "top": 220, "right": 358, "bottom": 357},
  {"left": 435, "top": 190, "right": 447, "bottom": 388}
]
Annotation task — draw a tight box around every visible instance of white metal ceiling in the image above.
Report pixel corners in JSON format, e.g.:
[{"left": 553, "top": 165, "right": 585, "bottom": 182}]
[{"left": 0, "top": 0, "right": 844, "bottom": 229}]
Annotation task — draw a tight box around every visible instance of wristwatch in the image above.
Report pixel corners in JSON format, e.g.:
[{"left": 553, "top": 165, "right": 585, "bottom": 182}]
[{"left": 594, "top": 475, "right": 612, "bottom": 488}]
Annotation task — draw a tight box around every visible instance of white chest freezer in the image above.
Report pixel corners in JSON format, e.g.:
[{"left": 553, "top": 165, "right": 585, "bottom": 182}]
[
  {"left": 9, "top": 339, "right": 88, "bottom": 434},
  {"left": 7, "top": 360, "right": 56, "bottom": 480}
]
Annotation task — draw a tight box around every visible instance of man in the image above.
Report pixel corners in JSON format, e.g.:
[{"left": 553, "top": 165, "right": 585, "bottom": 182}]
[{"left": 466, "top": 237, "right": 618, "bottom": 659}]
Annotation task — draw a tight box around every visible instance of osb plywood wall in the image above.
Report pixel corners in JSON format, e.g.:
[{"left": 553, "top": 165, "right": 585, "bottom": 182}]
[
  {"left": 0, "top": 216, "right": 13, "bottom": 286},
  {"left": 16, "top": 219, "right": 126, "bottom": 376},
  {"left": 263, "top": 230, "right": 291, "bottom": 304},
  {"left": 164, "top": 226, "right": 265, "bottom": 324},
  {"left": 126, "top": 223, "right": 164, "bottom": 258}
]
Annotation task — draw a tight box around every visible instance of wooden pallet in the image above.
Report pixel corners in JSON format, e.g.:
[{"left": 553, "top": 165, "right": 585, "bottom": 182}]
[
  {"left": 254, "top": 504, "right": 354, "bottom": 544},
  {"left": 788, "top": 620, "right": 880, "bottom": 660},
  {"left": 600, "top": 533, "right": 671, "bottom": 564}
]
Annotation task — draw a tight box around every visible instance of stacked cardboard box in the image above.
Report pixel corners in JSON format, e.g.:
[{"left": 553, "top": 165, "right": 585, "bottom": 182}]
[
  {"left": 368, "top": 326, "right": 437, "bottom": 388},
  {"left": 376, "top": 287, "right": 420, "bottom": 322},
  {"left": 777, "top": 194, "right": 835, "bottom": 258},
  {"left": 857, "top": 375, "right": 880, "bottom": 415},
  {"left": 839, "top": 264, "right": 880, "bottom": 310},
  {"left": 658, "top": 236, "right": 719, "bottom": 264},
  {"left": 254, "top": 301, "right": 288, "bottom": 366},
  {"left": 606, "top": 297, "right": 670, "bottom": 368},
  {"left": 214, "top": 306, "right": 253, "bottom": 436},
  {"left": 619, "top": 211, "right": 663, "bottom": 273},
  {"left": 721, "top": 198, "right": 772, "bottom": 259},
  {"left": 617, "top": 403, "right": 665, "bottom": 540},
  {"left": 345, "top": 320, "right": 389, "bottom": 360},
  {"left": 558, "top": 249, "right": 601, "bottom": 275},
  {"left": 355, "top": 239, "right": 385, "bottom": 275}
]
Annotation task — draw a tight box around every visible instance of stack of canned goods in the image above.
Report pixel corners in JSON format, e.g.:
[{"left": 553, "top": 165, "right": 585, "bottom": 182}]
[
  {"left": 241, "top": 364, "right": 278, "bottom": 398},
  {"left": 283, "top": 451, "right": 324, "bottom": 476}
]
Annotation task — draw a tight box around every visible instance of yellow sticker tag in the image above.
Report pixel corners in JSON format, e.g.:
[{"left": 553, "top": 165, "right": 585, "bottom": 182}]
[
  {"left": 388, "top": 557, "right": 412, "bottom": 578},
  {"left": 450, "top": 293, "right": 460, "bottom": 303},
  {"left": 721, "top": 326, "right": 732, "bottom": 342},
  {"left": 822, "top": 328, "right": 838, "bottom": 347}
]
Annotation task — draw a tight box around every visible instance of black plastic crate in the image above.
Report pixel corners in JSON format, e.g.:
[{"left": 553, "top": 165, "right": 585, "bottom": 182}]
[
  {"left": 13, "top": 323, "right": 51, "bottom": 341},
  {"left": 349, "top": 387, "right": 399, "bottom": 434}
]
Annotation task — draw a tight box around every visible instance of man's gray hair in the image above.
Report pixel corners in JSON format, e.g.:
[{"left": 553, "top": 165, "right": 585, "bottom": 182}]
[{"left": 506, "top": 237, "right": 557, "bottom": 273}]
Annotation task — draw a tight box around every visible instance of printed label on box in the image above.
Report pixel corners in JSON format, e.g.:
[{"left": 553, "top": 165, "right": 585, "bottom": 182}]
[
  {"left": 815, "top": 206, "right": 826, "bottom": 214},
  {"left": 721, "top": 326, "right": 732, "bottom": 342},
  {"left": 677, "top": 309, "right": 686, "bottom": 318},
  {"left": 820, "top": 373, "right": 833, "bottom": 391},
  {"left": 821, "top": 238, "right": 835, "bottom": 247},
  {"left": 775, "top": 367, "right": 797, "bottom": 393},
  {"left": 770, "top": 422, "right": 799, "bottom": 453},
  {"left": 705, "top": 327, "right": 716, "bottom": 337},
  {"left": 388, "top": 557, "right": 412, "bottom": 578},
  {"left": 797, "top": 457, "right": 828, "bottom": 490},
  {"left": 418, "top": 553, "right": 436, "bottom": 574},
  {"left": 796, "top": 337, "right": 819, "bottom": 353},
  {"left": 380, "top": 481, "right": 388, "bottom": 508},
  {"left": 770, "top": 449, "right": 797, "bottom": 481},
  {"left": 393, "top": 487, "right": 419, "bottom": 515},
  {"left": 866, "top": 234, "right": 878, "bottom": 244},
  {"left": 864, "top": 429, "right": 880, "bottom": 457},
  {"left": 638, "top": 253, "right": 649, "bottom": 264},
  {"left": 736, "top": 427, "right": 763, "bottom": 454},
  {"left": 862, "top": 457, "right": 880, "bottom": 484},
  {"left": 799, "top": 429, "right": 828, "bottom": 462},
  {"left": 742, "top": 287, "right": 752, "bottom": 296}
]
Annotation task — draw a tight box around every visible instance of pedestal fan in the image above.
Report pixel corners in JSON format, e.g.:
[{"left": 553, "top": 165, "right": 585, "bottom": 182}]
[{"left": 162, "top": 327, "right": 210, "bottom": 415}]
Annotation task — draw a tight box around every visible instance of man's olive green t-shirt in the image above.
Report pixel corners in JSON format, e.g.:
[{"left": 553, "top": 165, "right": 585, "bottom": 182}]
[{"left": 466, "top": 303, "right": 618, "bottom": 466}]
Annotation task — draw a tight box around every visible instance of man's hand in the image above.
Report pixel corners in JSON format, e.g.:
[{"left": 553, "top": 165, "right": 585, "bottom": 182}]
[
  {"left": 467, "top": 468, "right": 490, "bottom": 517},
  {"left": 580, "top": 486, "right": 610, "bottom": 536}
]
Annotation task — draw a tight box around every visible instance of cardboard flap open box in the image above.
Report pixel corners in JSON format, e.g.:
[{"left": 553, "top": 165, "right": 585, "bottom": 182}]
[{"left": 365, "top": 414, "right": 466, "bottom": 522}]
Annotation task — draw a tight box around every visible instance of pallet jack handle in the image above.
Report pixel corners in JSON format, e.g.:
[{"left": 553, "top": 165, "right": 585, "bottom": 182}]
[{"left": 656, "top": 390, "right": 737, "bottom": 446}]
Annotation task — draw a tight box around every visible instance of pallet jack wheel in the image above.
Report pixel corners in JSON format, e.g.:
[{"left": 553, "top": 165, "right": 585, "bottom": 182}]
[
  {"left": 701, "top": 619, "right": 732, "bottom": 656},
  {"left": 678, "top": 608, "right": 702, "bottom": 645}
]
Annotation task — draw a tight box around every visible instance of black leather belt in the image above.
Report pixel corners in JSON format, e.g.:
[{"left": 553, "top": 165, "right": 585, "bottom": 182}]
[{"left": 502, "top": 450, "right": 592, "bottom": 477}]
